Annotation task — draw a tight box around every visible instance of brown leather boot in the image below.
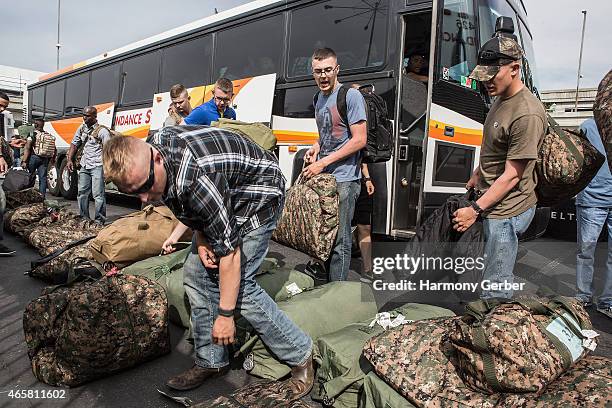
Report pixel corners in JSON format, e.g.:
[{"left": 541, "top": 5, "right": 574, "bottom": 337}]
[
  {"left": 165, "top": 365, "right": 229, "bottom": 391},
  {"left": 283, "top": 355, "right": 314, "bottom": 400}
]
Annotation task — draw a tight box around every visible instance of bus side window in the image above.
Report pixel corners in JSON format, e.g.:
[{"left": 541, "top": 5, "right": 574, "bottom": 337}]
[
  {"left": 30, "top": 87, "right": 45, "bottom": 121},
  {"left": 122, "top": 51, "right": 161, "bottom": 105},
  {"left": 44, "top": 80, "right": 64, "bottom": 120},
  {"left": 161, "top": 35, "right": 212, "bottom": 90},
  {"left": 90, "top": 63, "right": 121, "bottom": 106},
  {"left": 439, "top": 0, "right": 479, "bottom": 84},
  {"left": 64, "top": 73, "right": 89, "bottom": 116}
]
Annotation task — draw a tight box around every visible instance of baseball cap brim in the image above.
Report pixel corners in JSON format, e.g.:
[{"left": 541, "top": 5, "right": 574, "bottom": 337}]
[{"left": 469, "top": 64, "right": 500, "bottom": 81}]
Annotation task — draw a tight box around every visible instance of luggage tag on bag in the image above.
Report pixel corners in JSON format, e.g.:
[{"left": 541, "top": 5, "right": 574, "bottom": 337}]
[
  {"left": 580, "top": 329, "right": 599, "bottom": 352},
  {"left": 369, "top": 312, "right": 412, "bottom": 330},
  {"left": 285, "top": 282, "right": 303, "bottom": 297},
  {"left": 545, "top": 312, "right": 588, "bottom": 361}
]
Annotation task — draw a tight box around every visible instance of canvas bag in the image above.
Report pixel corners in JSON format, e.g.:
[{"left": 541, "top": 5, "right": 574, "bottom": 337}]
[
  {"left": 360, "top": 372, "right": 418, "bottom": 408},
  {"left": 4, "top": 202, "right": 48, "bottom": 236},
  {"left": 32, "top": 130, "right": 56, "bottom": 157},
  {"left": 272, "top": 173, "right": 339, "bottom": 261},
  {"left": 449, "top": 296, "right": 594, "bottom": 394},
  {"left": 313, "top": 303, "right": 455, "bottom": 408},
  {"left": 4, "top": 187, "right": 44, "bottom": 210},
  {"left": 211, "top": 118, "right": 277, "bottom": 151},
  {"left": 535, "top": 115, "right": 605, "bottom": 206},
  {"left": 89, "top": 205, "right": 189, "bottom": 268},
  {"left": 23, "top": 274, "right": 170, "bottom": 387},
  {"left": 27, "top": 217, "right": 102, "bottom": 257},
  {"left": 2, "top": 168, "right": 35, "bottom": 192},
  {"left": 593, "top": 69, "right": 612, "bottom": 172}
]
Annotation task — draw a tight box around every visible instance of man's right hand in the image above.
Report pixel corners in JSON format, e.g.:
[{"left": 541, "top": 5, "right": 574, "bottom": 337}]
[
  {"left": 66, "top": 160, "right": 74, "bottom": 173},
  {"left": 304, "top": 144, "right": 320, "bottom": 165},
  {"left": 466, "top": 171, "right": 480, "bottom": 190},
  {"left": 161, "top": 236, "right": 178, "bottom": 254},
  {"left": 0, "top": 157, "right": 7, "bottom": 174}
]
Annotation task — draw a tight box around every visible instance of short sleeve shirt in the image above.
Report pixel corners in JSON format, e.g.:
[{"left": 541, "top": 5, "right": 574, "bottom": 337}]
[
  {"left": 478, "top": 87, "right": 546, "bottom": 218},
  {"left": 71, "top": 123, "right": 111, "bottom": 169},
  {"left": 315, "top": 84, "right": 367, "bottom": 182},
  {"left": 183, "top": 98, "right": 236, "bottom": 126}
]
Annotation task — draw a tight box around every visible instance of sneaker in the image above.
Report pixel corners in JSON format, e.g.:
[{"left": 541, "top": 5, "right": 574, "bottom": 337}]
[
  {"left": 575, "top": 297, "right": 592, "bottom": 308},
  {"left": 596, "top": 305, "right": 612, "bottom": 319},
  {"left": 0, "top": 243, "right": 16, "bottom": 256},
  {"left": 360, "top": 271, "right": 374, "bottom": 284}
]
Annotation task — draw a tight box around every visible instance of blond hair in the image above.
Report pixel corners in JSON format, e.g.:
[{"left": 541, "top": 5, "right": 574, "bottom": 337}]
[{"left": 102, "top": 135, "right": 142, "bottom": 186}]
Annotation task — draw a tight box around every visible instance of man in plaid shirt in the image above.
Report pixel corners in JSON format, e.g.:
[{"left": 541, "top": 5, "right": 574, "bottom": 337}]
[{"left": 103, "top": 126, "right": 313, "bottom": 397}]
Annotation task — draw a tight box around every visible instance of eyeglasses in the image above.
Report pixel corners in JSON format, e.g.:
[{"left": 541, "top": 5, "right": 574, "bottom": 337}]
[
  {"left": 213, "top": 95, "right": 232, "bottom": 104},
  {"left": 312, "top": 66, "right": 338, "bottom": 77},
  {"left": 130, "top": 148, "right": 155, "bottom": 194}
]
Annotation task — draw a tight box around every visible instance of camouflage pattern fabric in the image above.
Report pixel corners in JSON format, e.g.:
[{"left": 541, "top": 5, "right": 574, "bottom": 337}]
[
  {"left": 192, "top": 380, "right": 313, "bottom": 408},
  {"left": 272, "top": 174, "right": 339, "bottom": 261},
  {"left": 26, "top": 218, "right": 102, "bottom": 256},
  {"left": 593, "top": 69, "right": 612, "bottom": 172},
  {"left": 536, "top": 116, "right": 605, "bottom": 206},
  {"left": 5, "top": 188, "right": 44, "bottom": 210},
  {"left": 23, "top": 274, "right": 170, "bottom": 387},
  {"left": 29, "top": 243, "right": 96, "bottom": 283},
  {"left": 450, "top": 296, "right": 592, "bottom": 394},
  {"left": 4, "top": 203, "right": 48, "bottom": 236}
]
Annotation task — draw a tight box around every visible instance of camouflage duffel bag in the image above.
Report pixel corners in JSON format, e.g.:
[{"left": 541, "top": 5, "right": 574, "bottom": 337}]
[
  {"left": 192, "top": 380, "right": 313, "bottom": 408},
  {"left": 449, "top": 296, "right": 594, "bottom": 394},
  {"left": 23, "top": 273, "right": 170, "bottom": 387},
  {"left": 594, "top": 69, "right": 612, "bottom": 172},
  {"left": 536, "top": 115, "right": 605, "bottom": 206},
  {"left": 239, "top": 282, "right": 377, "bottom": 380},
  {"left": 5, "top": 187, "right": 43, "bottom": 210},
  {"left": 363, "top": 317, "right": 509, "bottom": 407},
  {"left": 29, "top": 237, "right": 99, "bottom": 284},
  {"left": 27, "top": 218, "right": 102, "bottom": 256},
  {"left": 4, "top": 203, "right": 48, "bottom": 236},
  {"left": 313, "top": 303, "right": 455, "bottom": 408},
  {"left": 272, "top": 173, "right": 339, "bottom": 261}
]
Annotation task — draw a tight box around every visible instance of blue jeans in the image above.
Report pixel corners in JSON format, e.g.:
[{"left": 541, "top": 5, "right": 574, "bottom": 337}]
[
  {"left": 183, "top": 208, "right": 312, "bottom": 369},
  {"left": 481, "top": 206, "right": 536, "bottom": 299},
  {"left": 326, "top": 180, "right": 361, "bottom": 281},
  {"left": 28, "top": 154, "right": 50, "bottom": 198},
  {"left": 78, "top": 166, "right": 106, "bottom": 223},
  {"left": 576, "top": 206, "right": 612, "bottom": 308}
]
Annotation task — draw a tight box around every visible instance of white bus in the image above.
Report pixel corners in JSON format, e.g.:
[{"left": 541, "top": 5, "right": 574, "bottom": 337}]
[{"left": 27, "top": 0, "right": 549, "bottom": 239}]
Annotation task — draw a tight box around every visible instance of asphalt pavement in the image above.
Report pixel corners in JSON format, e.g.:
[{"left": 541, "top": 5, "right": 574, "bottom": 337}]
[{"left": 0, "top": 194, "right": 610, "bottom": 407}]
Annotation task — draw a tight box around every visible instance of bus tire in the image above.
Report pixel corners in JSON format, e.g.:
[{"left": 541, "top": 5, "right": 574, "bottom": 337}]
[
  {"left": 59, "top": 158, "right": 78, "bottom": 200},
  {"left": 46, "top": 161, "right": 61, "bottom": 197}
]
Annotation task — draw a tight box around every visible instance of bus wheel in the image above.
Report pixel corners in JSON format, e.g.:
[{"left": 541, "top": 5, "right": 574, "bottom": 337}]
[
  {"left": 46, "top": 161, "right": 61, "bottom": 197},
  {"left": 59, "top": 158, "right": 78, "bottom": 200}
]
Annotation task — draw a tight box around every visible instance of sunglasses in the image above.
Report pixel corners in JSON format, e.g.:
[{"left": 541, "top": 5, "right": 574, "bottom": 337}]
[{"left": 130, "top": 148, "right": 155, "bottom": 194}]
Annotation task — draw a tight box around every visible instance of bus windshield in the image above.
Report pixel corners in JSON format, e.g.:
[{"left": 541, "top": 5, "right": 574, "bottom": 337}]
[{"left": 439, "top": 0, "right": 479, "bottom": 84}]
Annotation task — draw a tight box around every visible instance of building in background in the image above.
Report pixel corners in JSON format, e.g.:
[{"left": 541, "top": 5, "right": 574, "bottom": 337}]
[
  {"left": 0, "top": 65, "right": 46, "bottom": 127},
  {"left": 540, "top": 87, "right": 597, "bottom": 129}
]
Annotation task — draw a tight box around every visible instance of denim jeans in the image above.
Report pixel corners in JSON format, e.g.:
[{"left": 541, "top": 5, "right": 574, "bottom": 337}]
[
  {"left": 28, "top": 154, "right": 50, "bottom": 198},
  {"left": 183, "top": 206, "right": 312, "bottom": 369},
  {"left": 0, "top": 177, "right": 5, "bottom": 241},
  {"left": 326, "top": 180, "right": 361, "bottom": 281},
  {"left": 576, "top": 206, "right": 612, "bottom": 308},
  {"left": 78, "top": 166, "right": 106, "bottom": 224},
  {"left": 481, "top": 206, "right": 535, "bottom": 299}
]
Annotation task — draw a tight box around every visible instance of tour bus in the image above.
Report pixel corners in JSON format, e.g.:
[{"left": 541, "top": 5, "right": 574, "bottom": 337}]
[{"left": 27, "top": 0, "right": 549, "bottom": 239}]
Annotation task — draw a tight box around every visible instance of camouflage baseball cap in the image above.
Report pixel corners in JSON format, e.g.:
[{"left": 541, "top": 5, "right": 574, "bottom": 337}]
[{"left": 469, "top": 36, "right": 524, "bottom": 81}]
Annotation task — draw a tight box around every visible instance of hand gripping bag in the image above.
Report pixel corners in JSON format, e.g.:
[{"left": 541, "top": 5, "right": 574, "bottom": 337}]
[{"left": 272, "top": 174, "right": 339, "bottom": 261}]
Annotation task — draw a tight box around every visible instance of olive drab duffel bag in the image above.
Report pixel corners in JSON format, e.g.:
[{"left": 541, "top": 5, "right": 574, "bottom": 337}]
[
  {"left": 536, "top": 115, "right": 605, "bottom": 206},
  {"left": 313, "top": 303, "right": 455, "bottom": 408},
  {"left": 211, "top": 118, "right": 277, "bottom": 151},
  {"left": 272, "top": 173, "right": 339, "bottom": 261},
  {"left": 360, "top": 372, "right": 417, "bottom": 408},
  {"left": 449, "top": 296, "right": 595, "bottom": 395},
  {"left": 89, "top": 205, "right": 190, "bottom": 268},
  {"left": 23, "top": 273, "right": 170, "bottom": 387},
  {"left": 593, "top": 69, "right": 612, "bottom": 172},
  {"left": 239, "top": 282, "right": 377, "bottom": 381}
]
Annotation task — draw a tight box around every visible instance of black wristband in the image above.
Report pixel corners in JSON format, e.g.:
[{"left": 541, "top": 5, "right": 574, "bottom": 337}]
[
  {"left": 363, "top": 177, "right": 371, "bottom": 182},
  {"left": 470, "top": 200, "right": 484, "bottom": 216},
  {"left": 218, "top": 307, "right": 235, "bottom": 318}
]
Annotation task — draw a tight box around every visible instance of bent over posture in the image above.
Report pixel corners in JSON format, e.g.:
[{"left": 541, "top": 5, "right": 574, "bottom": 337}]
[{"left": 103, "top": 126, "right": 313, "bottom": 397}]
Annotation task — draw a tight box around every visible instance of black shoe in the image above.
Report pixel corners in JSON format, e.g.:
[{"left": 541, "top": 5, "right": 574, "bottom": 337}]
[{"left": 0, "top": 243, "right": 16, "bottom": 256}]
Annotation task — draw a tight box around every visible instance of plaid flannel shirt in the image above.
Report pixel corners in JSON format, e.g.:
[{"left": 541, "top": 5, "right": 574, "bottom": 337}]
[{"left": 151, "top": 126, "right": 285, "bottom": 257}]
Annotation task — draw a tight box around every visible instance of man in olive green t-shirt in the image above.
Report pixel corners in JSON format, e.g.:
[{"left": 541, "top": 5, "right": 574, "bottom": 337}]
[{"left": 452, "top": 36, "right": 546, "bottom": 299}]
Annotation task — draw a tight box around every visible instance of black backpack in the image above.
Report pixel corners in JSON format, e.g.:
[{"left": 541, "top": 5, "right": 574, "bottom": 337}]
[{"left": 313, "top": 84, "right": 393, "bottom": 163}]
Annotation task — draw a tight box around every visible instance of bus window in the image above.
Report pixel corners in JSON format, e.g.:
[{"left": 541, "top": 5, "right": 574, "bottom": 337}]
[
  {"left": 64, "top": 73, "right": 89, "bottom": 115},
  {"left": 439, "top": 0, "right": 479, "bottom": 84},
  {"left": 122, "top": 51, "right": 161, "bottom": 105},
  {"left": 44, "top": 81, "right": 64, "bottom": 120},
  {"left": 477, "top": 0, "right": 516, "bottom": 43},
  {"left": 432, "top": 141, "right": 475, "bottom": 187},
  {"left": 517, "top": 19, "right": 540, "bottom": 90},
  {"left": 30, "top": 87, "right": 45, "bottom": 120},
  {"left": 161, "top": 35, "right": 212, "bottom": 91},
  {"left": 284, "top": 86, "right": 319, "bottom": 118},
  {"left": 287, "top": 0, "right": 388, "bottom": 78},
  {"left": 213, "top": 15, "right": 284, "bottom": 81},
  {"left": 90, "top": 63, "right": 120, "bottom": 105}
]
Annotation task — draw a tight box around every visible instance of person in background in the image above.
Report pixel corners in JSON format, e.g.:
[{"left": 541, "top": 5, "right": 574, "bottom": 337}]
[
  {"left": 182, "top": 78, "right": 236, "bottom": 126},
  {"left": 353, "top": 162, "right": 375, "bottom": 283},
  {"left": 164, "top": 84, "right": 193, "bottom": 127},
  {"left": 22, "top": 118, "right": 56, "bottom": 198},
  {"left": 574, "top": 117, "right": 612, "bottom": 319},
  {"left": 403, "top": 53, "right": 429, "bottom": 84}
]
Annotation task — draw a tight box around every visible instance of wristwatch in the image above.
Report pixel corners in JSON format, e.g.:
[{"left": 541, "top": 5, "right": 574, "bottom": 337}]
[
  {"left": 218, "top": 307, "right": 235, "bottom": 318},
  {"left": 470, "top": 201, "right": 484, "bottom": 216},
  {"left": 363, "top": 177, "right": 371, "bottom": 182}
]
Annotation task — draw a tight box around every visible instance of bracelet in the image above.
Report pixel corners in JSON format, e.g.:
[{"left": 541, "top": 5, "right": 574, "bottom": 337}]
[
  {"left": 218, "top": 307, "right": 235, "bottom": 318},
  {"left": 363, "top": 177, "right": 371, "bottom": 182},
  {"left": 470, "top": 201, "right": 484, "bottom": 216}
]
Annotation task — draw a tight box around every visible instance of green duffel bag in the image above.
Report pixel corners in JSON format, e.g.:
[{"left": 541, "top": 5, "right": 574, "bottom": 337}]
[
  {"left": 239, "top": 282, "right": 378, "bottom": 380},
  {"left": 211, "top": 118, "right": 277, "bottom": 151},
  {"left": 313, "top": 303, "right": 455, "bottom": 408},
  {"left": 360, "top": 372, "right": 417, "bottom": 408}
]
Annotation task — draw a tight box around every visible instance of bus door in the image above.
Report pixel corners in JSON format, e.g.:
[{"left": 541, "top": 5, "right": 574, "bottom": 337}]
[{"left": 391, "top": 6, "right": 433, "bottom": 237}]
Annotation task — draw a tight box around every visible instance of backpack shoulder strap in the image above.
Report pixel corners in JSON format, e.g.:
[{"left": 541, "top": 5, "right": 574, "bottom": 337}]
[
  {"left": 313, "top": 90, "right": 320, "bottom": 110},
  {"left": 337, "top": 84, "right": 349, "bottom": 126}
]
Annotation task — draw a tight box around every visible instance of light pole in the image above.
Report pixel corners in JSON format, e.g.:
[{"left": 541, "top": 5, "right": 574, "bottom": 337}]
[
  {"left": 56, "top": 0, "right": 61, "bottom": 70},
  {"left": 574, "top": 9, "right": 587, "bottom": 113}
]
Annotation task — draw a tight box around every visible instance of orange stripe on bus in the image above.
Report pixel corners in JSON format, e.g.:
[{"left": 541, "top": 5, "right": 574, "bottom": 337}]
[
  {"left": 274, "top": 130, "right": 319, "bottom": 144},
  {"left": 121, "top": 125, "right": 150, "bottom": 138},
  {"left": 428, "top": 125, "right": 483, "bottom": 146}
]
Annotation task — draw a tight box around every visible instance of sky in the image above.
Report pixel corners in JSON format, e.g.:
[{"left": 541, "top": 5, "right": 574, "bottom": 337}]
[{"left": 1, "top": 0, "right": 610, "bottom": 90}]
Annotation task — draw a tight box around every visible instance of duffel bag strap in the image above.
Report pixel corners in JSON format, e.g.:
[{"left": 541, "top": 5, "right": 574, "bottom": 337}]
[
  {"left": 546, "top": 115, "right": 583, "bottom": 167},
  {"left": 552, "top": 296, "right": 592, "bottom": 330},
  {"left": 472, "top": 324, "right": 505, "bottom": 393},
  {"left": 30, "top": 235, "right": 97, "bottom": 269},
  {"left": 464, "top": 298, "right": 504, "bottom": 320}
]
